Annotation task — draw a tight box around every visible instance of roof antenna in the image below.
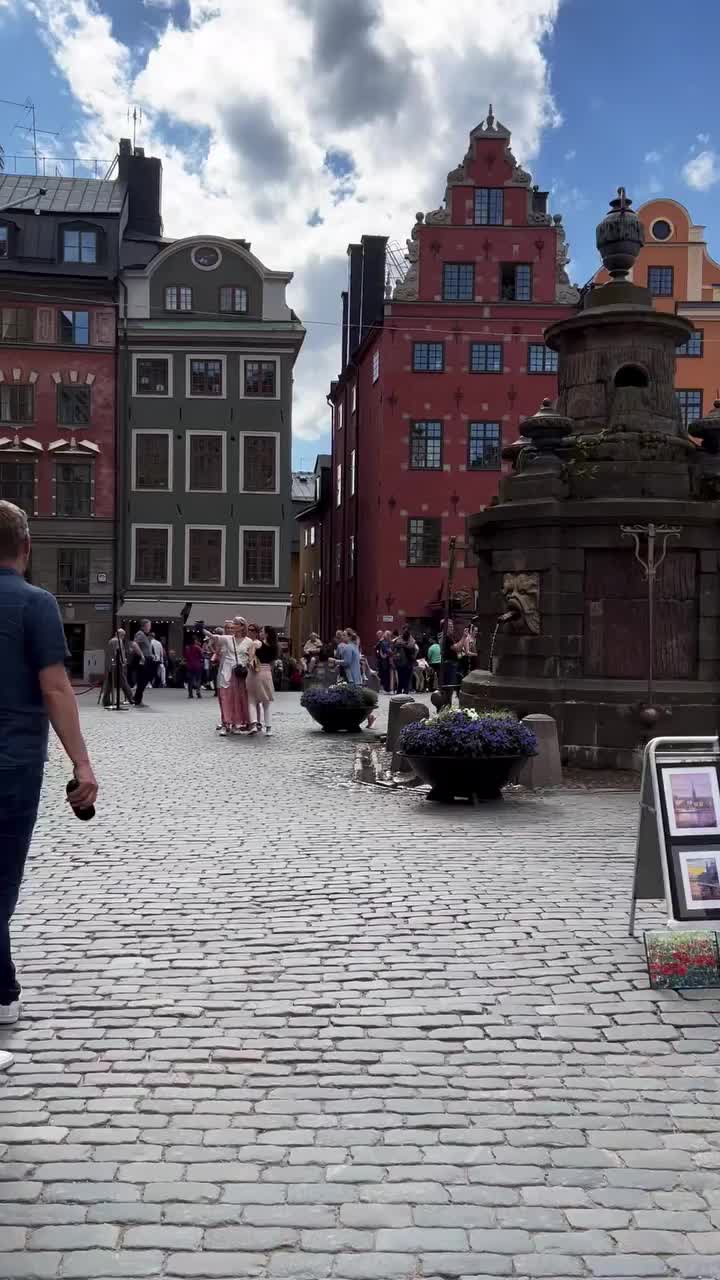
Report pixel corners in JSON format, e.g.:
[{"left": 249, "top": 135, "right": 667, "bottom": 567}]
[{"left": 127, "top": 106, "right": 143, "bottom": 150}]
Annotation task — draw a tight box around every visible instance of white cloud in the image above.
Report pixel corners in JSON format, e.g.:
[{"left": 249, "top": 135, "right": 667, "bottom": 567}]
[
  {"left": 564, "top": 148, "right": 576, "bottom": 161},
  {"left": 27, "top": 0, "right": 562, "bottom": 447},
  {"left": 644, "top": 150, "right": 662, "bottom": 165},
  {"left": 683, "top": 149, "right": 720, "bottom": 192},
  {"left": 697, "top": 132, "right": 710, "bottom": 144}
]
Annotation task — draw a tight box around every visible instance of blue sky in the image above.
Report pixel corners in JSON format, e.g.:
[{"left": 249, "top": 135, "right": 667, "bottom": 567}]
[{"left": 1, "top": 0, "right": 719, "bottom": 465}]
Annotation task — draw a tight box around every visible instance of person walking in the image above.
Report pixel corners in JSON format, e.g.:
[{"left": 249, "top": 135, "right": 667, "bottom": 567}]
[
  {"left": 375, "top": 629, "right": 391, "bottom": 692},
  {"left": 101, "top": 628, "right": 133, "bottom": 708},
  {"left": 246, "top": 624, "right": 278, "bottom": 735},
  {"left": 440, "top": 619, "right": 461, "bottom": 707},
  {"left": 427, "top": 635, "right": 442, "bottom": 691},
  {"left": 0, "top": 501, "right": 98, "bottom": 1058},
  {"left": 393, "top": 628, "right": 417, "bottom": 695},
  {"left": 184, "top": 634, "right": 204, "bottom": 698},
  {"left": 150, "top": 633, "right": 166, "bottom": 687},
  {"left": 214, "top": 617, "right": 251, "bottom": 735},
  {"left": 337, "top": 628, "right": 375, "bottom": 728},
  {"left": 131, "top": 619, "right": 156, "bottom": 706}
]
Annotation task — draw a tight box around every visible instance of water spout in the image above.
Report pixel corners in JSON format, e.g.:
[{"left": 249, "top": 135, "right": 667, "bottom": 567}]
[{"left": 488, "top": 622, "right": 500, "bottom": 672}]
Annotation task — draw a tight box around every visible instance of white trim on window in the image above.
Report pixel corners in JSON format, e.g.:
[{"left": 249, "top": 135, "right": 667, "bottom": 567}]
[
  {"left": 239, "top": 430, "right": 280, "bottom": 495},
  {"left": 336, "top": 462, "right": 342, "bottom": 508},
  {"left": 184, "top": 353, "right": 227, "bottom": 399},
  {"left": 185, "top": 430, "right": 227, "bottom": 494},
  {"left": 240, "top": 354, "right": 280, "bottom": 401},
  {"left": 184, "top": 524, "right": 227, "bottom": 588},
  {"left": 351, "top": 383, "right": 357, "bottom": 414},
  {"left": 131, "top": 429, "right": 173, "bottom": 493},
  {"left": 372, "top": 348, "right": 380, "bottom": 383},
  {"left": 130, "top": 523, "right": 173, "bottom": 587},
  {"left": 191, "top": 244, "right": 223, "bottom": 271},
  {"left": 239, "top": 525, "right": 280, "bottom": 589},
  {"left": 350, "top": 448, "right": 356, "bottom": 497},
  {"left": 131, "top": 352, "right": 173, "bottom": 398}
]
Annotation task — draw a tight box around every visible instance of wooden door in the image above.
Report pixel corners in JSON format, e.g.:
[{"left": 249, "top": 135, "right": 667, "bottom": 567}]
[{"left": 584, "top": 549, "right": 697, "bottom": 679}]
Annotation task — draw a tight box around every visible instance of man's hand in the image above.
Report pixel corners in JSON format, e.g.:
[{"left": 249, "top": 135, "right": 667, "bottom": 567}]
[{"left": 68, "top": 761, "right": 98, "bottom": 810}]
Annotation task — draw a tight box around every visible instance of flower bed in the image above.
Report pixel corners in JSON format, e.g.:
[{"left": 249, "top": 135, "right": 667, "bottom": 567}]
[
  {"left": 400, "top": 708, "right": 537, "bottom": 801},
  {"left": 301, "top": 683, "right": 378, "bottom": 733}
]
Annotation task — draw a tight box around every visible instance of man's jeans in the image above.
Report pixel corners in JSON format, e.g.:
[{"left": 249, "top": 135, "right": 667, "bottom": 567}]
[{"left": 0, "top": 766, "right": 43, "bottom": 1004}]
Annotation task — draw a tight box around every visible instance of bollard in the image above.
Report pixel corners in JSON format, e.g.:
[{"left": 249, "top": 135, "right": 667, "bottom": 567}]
[
  {"left": 517, "top": 713, "right": 562, "bottom": 788},
  {"left": 385, "top": 695, "right": 416, "bottom": 754},
  {"left": 392, "top": 701, "right": 430, "bottom": 773}
]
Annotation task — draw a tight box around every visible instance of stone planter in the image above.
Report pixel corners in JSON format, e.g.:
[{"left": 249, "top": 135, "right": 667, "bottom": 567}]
[
  {"left": 306, "top": 706, "right": 371, "bottom": 734},
  {"left": 404, "top": 753, "right": 524, "bottom": 801}
]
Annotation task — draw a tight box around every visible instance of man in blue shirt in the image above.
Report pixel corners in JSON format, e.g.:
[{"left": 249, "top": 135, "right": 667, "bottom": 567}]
[{"left": 0, "top": 502, "right": 97, "bottom": 1063}]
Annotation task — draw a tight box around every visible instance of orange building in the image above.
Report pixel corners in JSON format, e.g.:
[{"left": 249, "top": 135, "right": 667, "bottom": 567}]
[{"left": 596, "top": 197, "right": 720, "bottom": 428}]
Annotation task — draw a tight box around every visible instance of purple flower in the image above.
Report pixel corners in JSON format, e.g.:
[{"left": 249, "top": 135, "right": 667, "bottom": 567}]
[{"left": 399, "top": 710, "right": 536, "bottom": 759}]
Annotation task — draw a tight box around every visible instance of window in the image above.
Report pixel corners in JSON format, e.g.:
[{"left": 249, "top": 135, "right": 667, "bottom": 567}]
[
  {"left": 165, "top": 286, "right": 192, "bottom": 311},
  {"left": 304, "top": 529, "right": 309, "bottom": 548},
  {"left": 0, "top": 384, "right": 34, "bottom": 423},
  {"left": 187, "top": 527, "right": 224, "bottom": 585},
  {"left": 372, "top": 348, "right": 380, "bottom": 382},
  {"left": 336, "top": 463, "right": 342, "bottom": 507},
  {"left": 350, "top": 448, "right": 356, "bottom": 496},
  {"left": 0, "top": 459, "right": 34, "bottom": 509},
  {"left": 242, "top": 434, "right": 277, "bottom": 493},
  {"left": 648, "top": 266, "right": 673, "bottom": 297},
  {"left": 443, "top": 263, "right": 474, "bottom": 301},
  {"left": 528, "top": 343, "right": 558, "bottom": 374},
  {"left": 407, "top": 517, "right": 441, "bottom": 567},
  {"left": 62, "top": 228, "right": 97, "bottom": 264},
  {"left": 337, "top": 402, "right": 343, "bottom": 430},
  {"left": 57, "top": 548, "right": 90, "bottom": 594},
  {"left": 134, "top": 526, "right": 170, "bottom": 584},
  {"left": 500, "top": 264, "right": 532, "bottom": 301},
  {"left": 59, "top": 311, "right": 89, "bottom": 346},
  {"left": 219, "top": 286, "right": 248, "bottom": 313},
  {"left": 351, "top": 384, "right": 357, "bottom": 414},
  {"left": 244, "top": 360, "right": 276, "bottom": 397},
  {"left": 474, "top": 188, "right": 504, "bottom": 225},
  {"left": 349, "top": 534, "right": 355, "bottom": 579},
  {"left": 192, "top": 245, "right": 221, "bottom": 270},
  {"left": 470, "top": 342, "right": 502, "bottom": 374},
  {"left": 135, "top": 357, "right": 170, "bottom": 396},
  {"left": 242, "top": 529, "right": 277, "bottom": 586},
  {"left": 0, "top": 226, "right": 8, "bottom": 259},
  {"left": 134, "top": 432, "right": 171, "bottom": 491},
  {"left": 310, "top": 525, "right": 316, "bottom": 546},
  {"left": 469, "top": 421, "right": 501, "bottom": 469},
  {"left": 676, "top": 389, "right": 702, "bottom": 428},
  {"left": 651, "top": 219, "right": 672, "bottom": 241},
  {"left": 189, "top": 358, "right": 223, "bottom": 397},
  {"left": 677, "top": 330, "right": 703, "bottom": 357},
  {"left": 57, "top": 386, "right": 91, "bottom": 427},
  {"left": 55, "top": 462, "right": 92, "bottom": 516},
  {"left": 188, "top": 433, "right": 224, "bottom": 491},
  {"left": 410, "top": 420, "right": 443, "bottom": 470},
  {"left": 0, "top": 308, "right": 33, "bottom": 343},
  {"left": 413, "top": 341, "right": 444, "bottom": 372},
  {"left": 335, "top": 541, "right": 342, "bottom": 582}
]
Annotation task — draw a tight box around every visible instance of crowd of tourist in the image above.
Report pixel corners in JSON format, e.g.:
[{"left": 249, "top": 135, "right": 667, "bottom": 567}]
[{"left": 303, "top": 621, "right": 479, "bottom": 697}]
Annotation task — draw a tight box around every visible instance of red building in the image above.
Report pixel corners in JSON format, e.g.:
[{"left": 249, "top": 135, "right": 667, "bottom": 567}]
[{"left": 326, "top": 109, "right": 578, "bottom": 646}]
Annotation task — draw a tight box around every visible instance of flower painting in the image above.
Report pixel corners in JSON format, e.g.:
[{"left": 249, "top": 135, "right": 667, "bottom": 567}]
[{"left": 645, "top": 930, "right": 720, "bottom": 990}]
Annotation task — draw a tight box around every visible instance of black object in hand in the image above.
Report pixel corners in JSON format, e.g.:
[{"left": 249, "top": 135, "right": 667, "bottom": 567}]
[{"left": 66, "top": 778, "right": 95, "bottom": 821}]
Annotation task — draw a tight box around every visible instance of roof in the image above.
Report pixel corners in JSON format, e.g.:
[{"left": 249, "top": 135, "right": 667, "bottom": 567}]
[
  {"left": 291, "top": 472, "right": 316, "bottom": 502},
  {"left": 0, "top": 174, "right": 125, "bottom": 216}
]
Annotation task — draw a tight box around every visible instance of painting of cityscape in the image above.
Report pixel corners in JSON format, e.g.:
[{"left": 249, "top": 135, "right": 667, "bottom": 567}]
[
  {"left": 679, "top": 850, "right": 720, "bottom": 911},
  {"left": 662, "top": 766, "right": 720, "bottom": 837}
]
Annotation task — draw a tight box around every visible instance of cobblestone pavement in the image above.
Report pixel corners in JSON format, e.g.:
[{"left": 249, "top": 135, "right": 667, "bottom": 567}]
[{"left": 1, "top": 690, "right": 720, "bottom": 1280}]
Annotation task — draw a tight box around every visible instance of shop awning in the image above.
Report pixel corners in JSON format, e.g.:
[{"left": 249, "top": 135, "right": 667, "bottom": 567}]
[
  {"left": 189, "top": 601, "right": 291, "bottom": 630},
  {"left": 119, "top": 599, "right": 188, "bottom": 619}
]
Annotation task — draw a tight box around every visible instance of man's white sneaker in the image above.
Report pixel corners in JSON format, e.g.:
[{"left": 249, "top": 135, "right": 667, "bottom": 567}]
[
  {"left": 0, "top": 1051, "right": 14, "bottom": 1072},
  {"left": 0, "top": 1001, "right": 20, "bottom": 1026}
]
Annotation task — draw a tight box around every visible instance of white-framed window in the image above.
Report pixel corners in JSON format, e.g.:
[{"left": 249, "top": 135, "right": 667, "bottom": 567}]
[
  {"left": 132, "top": 352, "right": 173, "bottom": 398},
  {"left": 372, "top": 348, "right": 380, "bottom": 383},
  {"left": 62, "top": 227, "right": 97, "bottom": 264},
  {"left": 336, "top": 462, "right": 342, "bottom": 507},
  {"left": 337, "top": 401, "right": 343, "bottom": 431},
  {"left": 165, "top": 286, "right": 192, "bottom": 311},
  {"left": 185, "top": 524, "right": 226, "bottom": 586},
  {"left": 185, "top": 354, "right": 226, "bottom": 398},
  {"left": 350, "top": 448, "right": 356, "bottom": 496},
  {"left": 240, "top": 526, "right": 279, "bottom": 588},
  {"left": 304, "top": 528, "right": 309, "bottom": 548},
  {"left": 310, "top": 525, "right": 316, "bottom": 546},
  {"left": 220, "top": 286, "right": 248, "bottom": 313},
  {"left": 351, "top": 383, "right": 357, "bottom": 414},
  {"left": 241, "top": 355, "right": 280, "bottom": 400},
  {"left": 132, "top": 429, "right": 173, "bottom": 492},
  {"left": 131, "top": 524, "right": 172, "bottom": 586},
  {"left": 185, "top": 431, "right": 226, "bottom": 493},
  {"left": 239, "top": 431, "right": 279, "bottom": 494}
]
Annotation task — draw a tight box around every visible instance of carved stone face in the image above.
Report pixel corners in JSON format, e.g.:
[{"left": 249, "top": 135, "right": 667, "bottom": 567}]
[{"left": 502, "top": 571, "right": 540, "bottom": 635}]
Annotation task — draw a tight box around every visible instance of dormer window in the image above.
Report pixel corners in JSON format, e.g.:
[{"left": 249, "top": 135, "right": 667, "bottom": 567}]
[
  {"left": 165, "top": 286, "right": 192, "bottom": 312},
  {"left": 0, "top": 225, "right": 9, "bottom": 260},
  {"left": 62, "top": 227, "right": 98, "bottom": 264},
  {"left": 219, "top": 286, "right": 248, "bottom": 314}
]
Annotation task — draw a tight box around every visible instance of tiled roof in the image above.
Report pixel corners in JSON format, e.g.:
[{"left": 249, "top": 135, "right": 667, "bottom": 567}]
[{"left": 0, "top": 174, "right": 125, "bottom": 216}]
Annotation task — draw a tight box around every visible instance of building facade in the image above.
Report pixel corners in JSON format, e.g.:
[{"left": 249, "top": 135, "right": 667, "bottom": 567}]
[
  {"left": 325, "top": 110, "right": 578, "bottom": 646},
  {"left": 596, "top": 197, "right": 720, "bottom": 430},
  {"left": 0, "top": 172, "right": 122, "bottom": 677},
  {"left": 296, "top": 454, "right": 331, "bottom": 644},
  {"left": 118, "top": 235, "right": 305, "bottom": 650}
]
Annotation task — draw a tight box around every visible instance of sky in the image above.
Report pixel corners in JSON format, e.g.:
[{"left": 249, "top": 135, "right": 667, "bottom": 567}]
[{"left": 1, "top": 0, "right": 720, "bottom": 467}]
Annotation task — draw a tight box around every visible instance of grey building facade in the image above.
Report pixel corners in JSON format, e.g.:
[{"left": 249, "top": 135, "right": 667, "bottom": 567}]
[{"left": 118, "top": 235, "right": 304, "bottom": 649}]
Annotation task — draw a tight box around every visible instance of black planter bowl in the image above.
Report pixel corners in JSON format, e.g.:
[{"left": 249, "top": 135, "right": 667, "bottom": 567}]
[
  {"left": 307, "top": 708, "right": 371, "bottom": 734},
  {"left": 404, "top": 753, "right": 524, "bottom": 802}
]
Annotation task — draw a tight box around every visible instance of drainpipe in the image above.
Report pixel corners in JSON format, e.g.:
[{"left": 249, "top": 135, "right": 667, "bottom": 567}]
[{"left": 113, "top": 277, "right": 129, "bottom": 634}]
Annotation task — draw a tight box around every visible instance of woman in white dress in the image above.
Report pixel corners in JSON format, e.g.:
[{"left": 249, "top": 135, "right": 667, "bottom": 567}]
[{"left": 214, "top": 617, "right": 251, "bottom": 735}]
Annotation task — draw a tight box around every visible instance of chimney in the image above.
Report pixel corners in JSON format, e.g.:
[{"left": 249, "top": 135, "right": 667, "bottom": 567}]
[
  {"left": 359, "top": 235, "right": 388, "bottom": 341},
  {"left": 346, "top": 243, "right": 363, "bottom": 360},
  {"left": 341, "top": 290, "right": 349, "bottom": 372},
  {"left": 118, "top": 137, "right": 163, "bottom": 238}
]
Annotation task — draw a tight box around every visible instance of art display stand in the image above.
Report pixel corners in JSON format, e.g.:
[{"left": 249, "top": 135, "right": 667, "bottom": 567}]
[{"left": 630, "top": 736, "right": 720, "bottom": 990}]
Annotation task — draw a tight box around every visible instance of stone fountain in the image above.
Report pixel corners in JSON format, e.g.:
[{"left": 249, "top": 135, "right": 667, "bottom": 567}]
[{"left": 464, "top": 189, "right": 720, "bottom": 768}]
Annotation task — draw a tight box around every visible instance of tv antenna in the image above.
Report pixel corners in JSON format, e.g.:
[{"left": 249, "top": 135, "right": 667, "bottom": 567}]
[
  {"left": 0, "top": 97, "right": 58, "bottom": 175},
  {"left": 128, "top": 106, "right": 143, "bottom": 149}
]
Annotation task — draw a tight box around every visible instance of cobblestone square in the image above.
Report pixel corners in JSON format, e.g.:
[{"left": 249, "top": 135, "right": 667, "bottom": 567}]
[{"left": 1, "top": 691, "right": 719, "bottom": 1279}]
